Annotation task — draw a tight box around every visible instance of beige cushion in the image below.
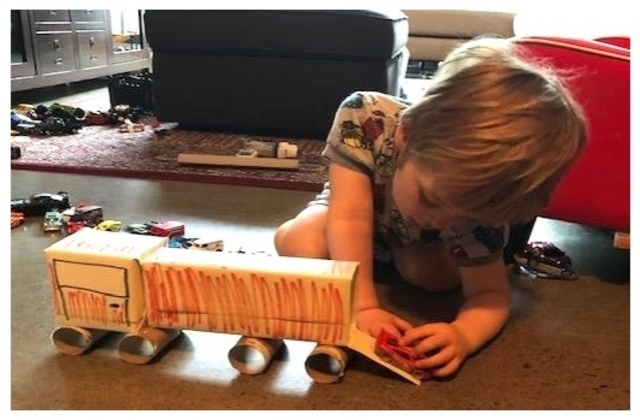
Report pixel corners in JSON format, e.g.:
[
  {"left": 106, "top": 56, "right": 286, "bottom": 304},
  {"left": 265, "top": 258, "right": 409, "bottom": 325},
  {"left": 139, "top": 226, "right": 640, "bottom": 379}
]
[
  {"left": 403, "top": 9, "right": 515, "bottom": 61},
  {"left": 404, "top": 9, "right": 515, "bottom": 37},
  {"left": 406, "top": 37, "right": 468, "bottom": 61}
]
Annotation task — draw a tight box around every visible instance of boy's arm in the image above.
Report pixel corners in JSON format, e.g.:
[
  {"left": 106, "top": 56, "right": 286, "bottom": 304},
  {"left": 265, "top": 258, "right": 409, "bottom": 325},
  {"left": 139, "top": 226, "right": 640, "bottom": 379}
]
[
  {"left": 327, "top": 162, "right": 412, "bottom": 336},
  {"left": 326, "top": 162, "right": 377, "bottom": 310},
  {"left": 451, "top": 259, "right": 511, "bottom": 355}
]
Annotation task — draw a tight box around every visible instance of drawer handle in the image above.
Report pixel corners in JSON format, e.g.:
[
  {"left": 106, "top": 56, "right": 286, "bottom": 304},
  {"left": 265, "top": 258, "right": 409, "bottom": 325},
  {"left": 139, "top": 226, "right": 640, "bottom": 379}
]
[
  {"left": 53, "top": 39, "right": 60, "bottom": 51},
  {"left": 55, "top": 58, "right": 63, "bottom": 65},
  {"left": 89, "top": 36, "right": 95, "bottom": 47}
]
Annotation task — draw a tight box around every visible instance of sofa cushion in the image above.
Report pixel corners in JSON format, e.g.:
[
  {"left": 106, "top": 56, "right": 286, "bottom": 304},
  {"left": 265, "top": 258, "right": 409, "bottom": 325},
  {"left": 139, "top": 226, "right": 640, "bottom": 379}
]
[
  {"left": 402, "top": 9, "right": 515, "bottom": 62},
  {"left": 145, "top": 10, "right": 409, "bottom": 59},
  {"left": 404, "top": 9, "right": 514, "bottom": 38}
]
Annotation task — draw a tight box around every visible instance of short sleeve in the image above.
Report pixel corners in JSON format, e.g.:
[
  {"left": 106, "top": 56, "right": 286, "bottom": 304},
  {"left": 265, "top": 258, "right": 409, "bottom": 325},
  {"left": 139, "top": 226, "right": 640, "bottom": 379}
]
[{"left": 322, "top": 92, "right": 378, "bottom": 175}]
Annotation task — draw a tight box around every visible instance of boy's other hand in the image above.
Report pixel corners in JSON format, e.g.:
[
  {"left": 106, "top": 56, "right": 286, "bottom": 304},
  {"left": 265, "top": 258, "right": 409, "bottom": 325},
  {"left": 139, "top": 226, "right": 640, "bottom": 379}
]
[{"left": 356, "top": 307, "right": 412, "bottom": 338}]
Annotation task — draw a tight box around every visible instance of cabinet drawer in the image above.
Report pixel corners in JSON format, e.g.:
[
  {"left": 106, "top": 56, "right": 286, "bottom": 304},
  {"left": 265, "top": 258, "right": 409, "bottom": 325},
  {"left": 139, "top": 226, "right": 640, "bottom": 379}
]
[
  {"left": 71, "top": 10, "right": 106, "bottom": 23},
  {"left": 33, "top": 10, "right": 70, "bottom": 22},
  {"left": 76, "top": 31, "right": 108, "bottom": 69},
  {"left": 34, "top": 32, "right": 76, "bottom": 74}
]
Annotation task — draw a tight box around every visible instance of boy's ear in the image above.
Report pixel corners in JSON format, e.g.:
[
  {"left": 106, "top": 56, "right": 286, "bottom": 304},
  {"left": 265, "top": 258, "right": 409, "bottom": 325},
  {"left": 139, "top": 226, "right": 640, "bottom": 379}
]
[{"left": 394, "top": 123, "right": 407, "bottom": 150}]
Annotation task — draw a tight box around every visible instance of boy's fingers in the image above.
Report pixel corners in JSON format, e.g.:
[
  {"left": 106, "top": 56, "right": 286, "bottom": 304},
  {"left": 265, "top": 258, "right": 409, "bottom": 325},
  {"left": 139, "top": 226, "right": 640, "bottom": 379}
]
[{"left": 392, "top": 316, "right": 413, "bottom": 332}]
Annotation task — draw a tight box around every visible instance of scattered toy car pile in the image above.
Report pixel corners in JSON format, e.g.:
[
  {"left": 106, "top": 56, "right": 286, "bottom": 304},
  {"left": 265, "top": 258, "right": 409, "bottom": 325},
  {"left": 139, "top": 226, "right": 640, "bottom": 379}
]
[
  {"left": 10, "top": 102, "right": 152, "bottom": 137},
  {"left": 13, "top": 193, "right": 573, "bottom": 276},
  {"left": 11, "top": 191, "right": 71, "bottom": 216},
  {"left": 9, "top": 190, "right": 239, "bottom": 253}
]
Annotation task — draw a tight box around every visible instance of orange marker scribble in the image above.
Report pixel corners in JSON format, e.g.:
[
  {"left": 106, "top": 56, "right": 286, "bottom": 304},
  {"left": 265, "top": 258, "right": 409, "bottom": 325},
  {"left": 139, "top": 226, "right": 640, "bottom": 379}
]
[
  {"left": 291, "top": 278, "right": 303, "bottom": 339},
  {"left": 228, "top": 273, "right": 245, "bottom": 332},
  {"left": 213, "top": 276, "right": 228, "bottom": 331},
  {"left": 65, "top": 290, "right": 109, "bottom": 325},
  {"left": 273, "top": 281, "right": 284, "bottom": 337},
  {"left": 218, "top": 274, "right": 234, "bottom": 331},
  {"left": 145, "top": 265, "right": 161, "bottom": 325},
  {"left": 332, "top": 284, "right": 343, "bottom": 342},
  {"left": 165, "top": 268, "right": 179, "bottom": 325},
  {"left": 198, "top": 271, "right": 217, "bottom": 331},
  {"left": 309, "top": 281, "right": 319, "bottom": 341},
  {"left": 157, "top": 276, "right": 170, "bottom": 324},
  {"left": 258, "top": 275, "right": 273, "bottom": 336},
  {"left": 235, "top": 274, "right": 254, "bottom": 336},
  {"left": 321, "top": 286, "right": 331, "bottom": 342},
  {"left": 140, "top": 261, "right": 350, "bottom": 344},
  {"left": 185, "top": 268, "right": 202, "bottom": 326}
]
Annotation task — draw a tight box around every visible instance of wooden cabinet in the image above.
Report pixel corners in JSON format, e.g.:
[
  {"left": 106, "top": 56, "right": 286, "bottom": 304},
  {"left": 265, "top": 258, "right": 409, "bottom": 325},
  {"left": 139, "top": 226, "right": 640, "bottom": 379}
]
[
  {"left": 11, "top": 10, "right": 36, "bottom": 79},
  {"left": 11, "top": 10, "right": 151, "bottom": 92}
]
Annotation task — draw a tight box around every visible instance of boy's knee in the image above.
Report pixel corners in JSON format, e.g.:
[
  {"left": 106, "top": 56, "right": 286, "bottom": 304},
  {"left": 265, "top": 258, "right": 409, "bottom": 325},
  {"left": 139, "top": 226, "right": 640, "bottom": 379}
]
[
  {"left": 274, "top": 219, "right": 294, "bottom": 254},
  {"left": 273, "top": 216, "right": 328, "bottom": 259}
]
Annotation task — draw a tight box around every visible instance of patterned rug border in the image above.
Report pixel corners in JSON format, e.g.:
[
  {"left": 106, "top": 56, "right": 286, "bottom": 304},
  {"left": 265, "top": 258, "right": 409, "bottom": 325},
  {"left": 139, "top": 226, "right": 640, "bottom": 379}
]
[
  {"left": 10, "top": 125, "right": 328, "bottom": 192},
  {"left": 10, "top": 161, "right": 324, "bottom": 191}
]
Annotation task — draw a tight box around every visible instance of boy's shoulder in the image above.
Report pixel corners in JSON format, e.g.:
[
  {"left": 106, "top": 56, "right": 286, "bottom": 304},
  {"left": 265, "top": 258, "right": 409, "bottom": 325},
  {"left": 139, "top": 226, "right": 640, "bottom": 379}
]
[{"left": 340, "top": 91, "right": 412, "bottom": 113}]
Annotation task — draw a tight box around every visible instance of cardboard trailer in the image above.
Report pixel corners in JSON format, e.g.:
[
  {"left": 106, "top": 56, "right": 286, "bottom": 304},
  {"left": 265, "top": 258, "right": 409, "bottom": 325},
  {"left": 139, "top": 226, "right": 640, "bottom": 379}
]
[{"left": 44, "top": 228, "right": 421, "bottom": 384}]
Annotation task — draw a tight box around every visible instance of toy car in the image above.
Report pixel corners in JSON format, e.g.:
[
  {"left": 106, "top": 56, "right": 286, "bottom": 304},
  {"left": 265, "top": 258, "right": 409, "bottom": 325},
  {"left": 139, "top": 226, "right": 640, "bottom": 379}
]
[
  {"left": 123, "top": 222, "right": 153, "bottom": 235},
  {"left": 94, "top": 220, "right": 122, "bottom": 232},
  {"left": 67, "top": 205, "right": 103, "bottom": 227},
  {"left": 65, "top": 221, "right": 86, "bottom": 234},
  {"left": 167, "top": 236, "right": 200, "bottom": 249},
  {"left": 184, "top": 237, "right": 224, "bottom": 252},
  {"left": 11, "top": 211, "right": 25, "bottom": 229},
  {"left": 148, "top": 220, "right": 185, "bottom": 238},
  {"left": 513, "top": 241, "right": 578, "bottom": 280},
  {"left": 43, "top": 211, "right": 63, "bottom": 232},
  {"left": 11, "top": 191, "right": 70, "bottom": 216},
  {"left": 374, "top": 330, "right": 429, "bottom": 380}
]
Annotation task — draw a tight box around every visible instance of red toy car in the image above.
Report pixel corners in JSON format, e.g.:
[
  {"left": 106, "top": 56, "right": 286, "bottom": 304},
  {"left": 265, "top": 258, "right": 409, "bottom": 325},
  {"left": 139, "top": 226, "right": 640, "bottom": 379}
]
[
  {"left": 148, "top": 220, "right": 185, "bottom": 238},
  {"left": 68, "top": 205, "right": 104, "bottom": 227},
  {"left": 65, "top": 221, "right": 86, "bottom": 234},
  {"left": 513, "top": 241, "right": 578, "bottom": 280},
  {"left": 11, "top": 211, "right": 25, "bottom": 229},
  {"left": 374, "top": 330, "right": 428, "bottom": 380}
]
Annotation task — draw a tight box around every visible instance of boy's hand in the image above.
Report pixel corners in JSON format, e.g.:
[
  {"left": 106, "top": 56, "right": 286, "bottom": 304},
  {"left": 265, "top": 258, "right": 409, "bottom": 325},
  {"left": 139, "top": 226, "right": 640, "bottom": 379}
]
[
  {"left": 400, "top": 322, "right": 471, "bottom": 378},
  {"left": 356, "top": 307, "right": 413, "bottom": 338}
]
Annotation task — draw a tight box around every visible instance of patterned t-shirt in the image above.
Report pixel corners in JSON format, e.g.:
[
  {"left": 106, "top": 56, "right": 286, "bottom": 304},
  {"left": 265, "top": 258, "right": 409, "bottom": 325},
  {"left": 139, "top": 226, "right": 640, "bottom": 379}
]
[{"left": 322, "top": 91, "right": 508, "bottom": 266}]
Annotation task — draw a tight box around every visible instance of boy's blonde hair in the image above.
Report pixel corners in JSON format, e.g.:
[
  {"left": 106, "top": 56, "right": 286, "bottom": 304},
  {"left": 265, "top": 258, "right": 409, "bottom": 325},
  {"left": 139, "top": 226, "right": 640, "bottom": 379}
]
[{"left": 400, "top": 37, "right": 587, "bottom": 225}]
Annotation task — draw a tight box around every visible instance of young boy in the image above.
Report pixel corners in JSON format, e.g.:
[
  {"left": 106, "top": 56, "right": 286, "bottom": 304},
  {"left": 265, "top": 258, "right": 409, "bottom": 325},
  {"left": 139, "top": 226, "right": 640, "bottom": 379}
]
[{"left": 274, "top": 37, "right": 587, "bottom": 378}]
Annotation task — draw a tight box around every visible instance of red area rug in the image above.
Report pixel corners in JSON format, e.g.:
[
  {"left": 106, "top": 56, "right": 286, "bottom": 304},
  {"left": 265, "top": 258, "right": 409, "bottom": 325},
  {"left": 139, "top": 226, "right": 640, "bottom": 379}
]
[{"left": 10, "top": 125, "right": 328, "bottom": 192}]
